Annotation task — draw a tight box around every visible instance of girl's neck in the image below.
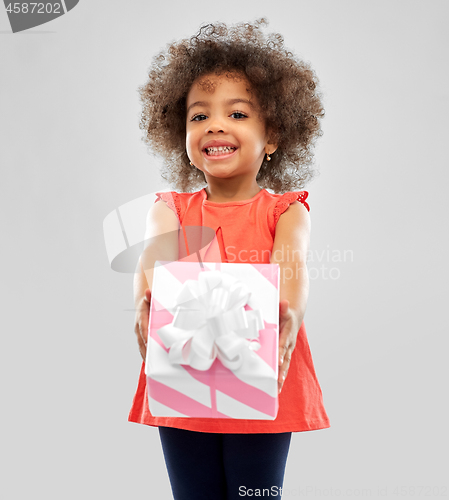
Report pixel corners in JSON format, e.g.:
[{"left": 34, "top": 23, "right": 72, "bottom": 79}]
[{"left": 204, "top": 182, "right": 262, "bottom": 203}]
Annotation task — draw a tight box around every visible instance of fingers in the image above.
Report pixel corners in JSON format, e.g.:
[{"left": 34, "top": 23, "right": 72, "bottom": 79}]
[
  {"left": 139, "top": 322, "right": 148, "bottom": 361},
  {"left": 138, "top": 336, "right": 147, "bottom": 362},
  {"left": 278, "top": 350, "right": 292, "bottom": 393},
  {"left": 279, "top": 334, "right": 289, "bottom": 365},
  {"left": 141, "top": 289, "right": 151, "bottom": 345},
  {"left": 134, "top": 320, "right": 147, "bottom": 362},
  {"left": 279, "top": 299, "right": 289, "bottom": 317},
  {"left": 278, "top": 336, "right": 295, "bottom": 393},
  {"left": 277, "top": 301, "right": 299, "bottom": 393},
  {"left": 134, "top": 290, "right": 151, "bottom": 362},
  {"left": 278, "top": 300, "right": 291, "bottom": 357},
  {"left": 278, "top": 349, "right": 293, "bottom": 392},
  {"left": 139, "top": 308, "right": 149, "bottom": 345}
]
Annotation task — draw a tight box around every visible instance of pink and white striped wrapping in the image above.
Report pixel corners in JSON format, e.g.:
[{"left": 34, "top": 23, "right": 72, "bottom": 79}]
[{"left": 145, "top": 261, "right": 280, "bottom": 419}]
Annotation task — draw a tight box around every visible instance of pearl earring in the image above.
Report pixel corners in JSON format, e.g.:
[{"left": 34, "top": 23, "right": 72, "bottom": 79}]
[{"left": 266, "top": 153, "right": 271, "bottom": 162}]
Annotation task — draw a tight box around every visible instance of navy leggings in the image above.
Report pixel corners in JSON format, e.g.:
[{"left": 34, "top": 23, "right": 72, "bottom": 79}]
[{"left": 158, "top": 427, "right": 292, "bottom": 500}]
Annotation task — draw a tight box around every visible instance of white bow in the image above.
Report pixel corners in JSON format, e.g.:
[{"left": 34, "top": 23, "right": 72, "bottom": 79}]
[{"left": 157, "top": 270, "right": 264, "bottom": 371}]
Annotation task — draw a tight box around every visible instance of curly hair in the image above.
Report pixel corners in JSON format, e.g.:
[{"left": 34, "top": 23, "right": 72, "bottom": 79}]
[{"left": 138, "top": 19, "right": 324, "bottom": 193}]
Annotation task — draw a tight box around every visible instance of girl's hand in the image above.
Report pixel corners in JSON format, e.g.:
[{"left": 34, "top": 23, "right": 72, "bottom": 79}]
[
  {"left": 278, "top": 299, "right": 300, "bottom": 394},
  {"left": 134, "top": 289, "right": 152, "bottom": 362}
]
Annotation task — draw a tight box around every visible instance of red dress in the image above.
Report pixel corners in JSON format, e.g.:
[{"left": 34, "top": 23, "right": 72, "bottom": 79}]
[{"left": 128, "top": 188, "right": 330, "bottom": 433}]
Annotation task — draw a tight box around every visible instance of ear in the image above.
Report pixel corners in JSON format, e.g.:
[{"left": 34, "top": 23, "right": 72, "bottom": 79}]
[
  {"left": 265, "top": 142, "right": 278, "bottom": 156},
  {"left": 265, "top": 128, "right": 278, "bottom": 155}
]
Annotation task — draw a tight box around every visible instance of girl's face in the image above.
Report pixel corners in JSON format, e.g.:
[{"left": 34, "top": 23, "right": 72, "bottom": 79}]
[{"left": 185, "top": 72, "right": 276, "bottom": 185}]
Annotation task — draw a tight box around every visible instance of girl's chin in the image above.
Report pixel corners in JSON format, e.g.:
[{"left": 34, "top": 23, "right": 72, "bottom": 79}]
[{"left": 202, "top": 168, "right": 234, "bottom": 178}]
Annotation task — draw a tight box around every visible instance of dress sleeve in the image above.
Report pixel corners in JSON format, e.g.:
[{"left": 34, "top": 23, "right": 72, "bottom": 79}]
[
  {"left": 154, "top": 191, "right": 182, "bottom": 222},
  {"left": 273, "top": 191, "right": 310, "bottom": 226}
]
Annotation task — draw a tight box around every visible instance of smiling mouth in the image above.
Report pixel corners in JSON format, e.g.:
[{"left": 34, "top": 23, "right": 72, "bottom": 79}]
[{"left": 204, "top": 146, "right": 237, "bottom": 156}]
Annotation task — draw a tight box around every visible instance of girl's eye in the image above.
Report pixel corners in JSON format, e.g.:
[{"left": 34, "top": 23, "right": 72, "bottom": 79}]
[
  {"left": 191, "top": 114, "right": 207, "bottom": 121},
  {"left": 231, "top": 112, "right": 247, "bottom": 119}
]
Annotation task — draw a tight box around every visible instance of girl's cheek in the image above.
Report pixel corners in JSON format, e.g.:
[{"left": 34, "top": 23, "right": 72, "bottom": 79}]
[
  {"left": 186, "top": 131, "right": 198, "bottom": 153},
  {"left": 185, "top": 136, "right": 197, "bottom": 163}
]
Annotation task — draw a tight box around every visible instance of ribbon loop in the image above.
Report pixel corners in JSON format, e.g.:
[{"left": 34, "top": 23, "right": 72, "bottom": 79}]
[{"left": 157, "top": 270, "right": 264, "bottom": 371}]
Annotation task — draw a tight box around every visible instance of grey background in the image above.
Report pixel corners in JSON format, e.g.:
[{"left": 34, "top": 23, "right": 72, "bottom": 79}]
[{"left": 1, "top": 1, "right": 447, "bottom": 499}]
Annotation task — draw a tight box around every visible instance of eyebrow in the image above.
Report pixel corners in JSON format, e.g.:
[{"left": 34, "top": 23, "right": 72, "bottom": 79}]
[{"left": 186, "top": 98, "right": 254, "bottom": 114}]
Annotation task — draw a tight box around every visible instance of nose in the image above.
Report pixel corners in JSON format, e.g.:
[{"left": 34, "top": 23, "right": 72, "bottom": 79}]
[{"left": 206, "top": 116, "right": 225, "bottom": 134}]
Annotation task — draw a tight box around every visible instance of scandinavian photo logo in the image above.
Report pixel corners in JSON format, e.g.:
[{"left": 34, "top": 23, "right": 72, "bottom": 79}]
[{"left": 3, "top": 0, "right": 79, "bottom": 33}]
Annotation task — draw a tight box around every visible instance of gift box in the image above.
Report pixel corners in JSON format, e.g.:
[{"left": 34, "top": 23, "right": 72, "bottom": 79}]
[{"left": 145, "top": 261, "right": 280, "bottom": 419}]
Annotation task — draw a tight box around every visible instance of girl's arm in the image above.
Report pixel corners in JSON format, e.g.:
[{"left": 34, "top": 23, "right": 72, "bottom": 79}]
[
  {"left": 133, "top": 200, "right": 180, "bottom": 361},
  {"left": 270, "top": 200, "right": 311, "bottom": 393}
]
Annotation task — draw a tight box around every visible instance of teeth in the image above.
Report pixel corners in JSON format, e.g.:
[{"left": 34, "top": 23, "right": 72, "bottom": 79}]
[{"left": 205, "top": 146, "right": 236, "bottom": 155}]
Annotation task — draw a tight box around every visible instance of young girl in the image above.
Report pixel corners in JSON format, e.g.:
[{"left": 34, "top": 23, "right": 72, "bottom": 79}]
[{"left": 129, "top": 19, "right": 330, "bottom": 499}]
